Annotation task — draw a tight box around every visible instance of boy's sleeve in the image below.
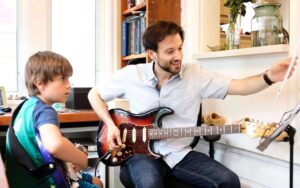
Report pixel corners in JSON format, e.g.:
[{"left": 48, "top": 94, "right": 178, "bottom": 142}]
[{"left": 34, "top": 105, "right": 60, "bottom": 130}]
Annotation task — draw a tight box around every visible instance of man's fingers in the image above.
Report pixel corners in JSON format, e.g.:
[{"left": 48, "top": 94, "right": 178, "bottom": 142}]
[
  {"left": 116, "top": 136, "right": 122, "bottom": 146},
  {"left": 108, "top": 137, "right": 121, "bottom": 149}
]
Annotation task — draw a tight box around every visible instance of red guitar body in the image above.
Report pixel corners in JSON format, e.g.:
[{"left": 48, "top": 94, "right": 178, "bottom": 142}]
[{"left": 97, "top": 107, "right": 173, "bottom": 166}]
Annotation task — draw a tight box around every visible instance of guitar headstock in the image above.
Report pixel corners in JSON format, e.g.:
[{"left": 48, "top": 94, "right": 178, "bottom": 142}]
[{"left": 239, "top": 118, "right": 284, "bottom": 139}]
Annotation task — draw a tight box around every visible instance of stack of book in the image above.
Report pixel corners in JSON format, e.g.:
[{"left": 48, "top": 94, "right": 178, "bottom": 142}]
[{"left": 121, "top": 12, "right": 146, "bottom": 57}]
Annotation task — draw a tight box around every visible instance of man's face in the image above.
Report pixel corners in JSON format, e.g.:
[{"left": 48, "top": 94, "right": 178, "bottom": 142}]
[{"left": 151, "top": 33, "right": 183, "bottom": 75}]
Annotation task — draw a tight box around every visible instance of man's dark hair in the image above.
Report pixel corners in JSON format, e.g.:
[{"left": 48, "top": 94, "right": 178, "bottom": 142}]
[{"left": 142, "top": 21, "right": 184, "bottom": 52}]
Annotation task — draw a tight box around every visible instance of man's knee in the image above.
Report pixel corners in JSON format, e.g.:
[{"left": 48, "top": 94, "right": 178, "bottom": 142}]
[{"left": 221, "top": 171, "right": 240, "bottom": 188}]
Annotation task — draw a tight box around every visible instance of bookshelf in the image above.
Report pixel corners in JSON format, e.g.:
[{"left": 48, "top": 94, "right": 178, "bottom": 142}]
[{"left": 120, "top": 0, "right": 181, "bottom": 68}]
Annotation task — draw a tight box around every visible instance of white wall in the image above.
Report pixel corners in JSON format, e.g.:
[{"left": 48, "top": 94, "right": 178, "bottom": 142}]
[{"left": 17, "top": 0, "right": 52, "bottom": 96}]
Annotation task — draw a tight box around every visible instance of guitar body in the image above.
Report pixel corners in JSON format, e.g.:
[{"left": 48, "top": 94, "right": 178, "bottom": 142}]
[{"left": 97, "top": 107, "right": 173, "bottom": 166}]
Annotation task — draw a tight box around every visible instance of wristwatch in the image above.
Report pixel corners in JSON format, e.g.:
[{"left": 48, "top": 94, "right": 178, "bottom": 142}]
[{"left": 263, "top": 70, "right": 274, "bottom": 85}]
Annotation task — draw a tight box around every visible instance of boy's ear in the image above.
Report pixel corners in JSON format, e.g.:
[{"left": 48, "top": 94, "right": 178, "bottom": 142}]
[{"left": 34, "top": 78, "right": 44, "bottom": 89}]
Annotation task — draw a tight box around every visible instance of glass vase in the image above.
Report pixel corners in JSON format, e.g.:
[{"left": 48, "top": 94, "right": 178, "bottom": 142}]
[{"left": 226, "top": 15, "right": 241, "bottom": 50}]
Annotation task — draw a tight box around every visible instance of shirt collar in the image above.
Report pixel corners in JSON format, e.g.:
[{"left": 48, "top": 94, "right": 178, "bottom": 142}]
[{"left": 138, "top": 61, "right": 157, "bottom": 87}]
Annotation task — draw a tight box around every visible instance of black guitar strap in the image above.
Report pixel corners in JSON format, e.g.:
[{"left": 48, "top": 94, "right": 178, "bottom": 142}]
[{"left": 8, "top": 99, "right": 57, "bottom": 178}]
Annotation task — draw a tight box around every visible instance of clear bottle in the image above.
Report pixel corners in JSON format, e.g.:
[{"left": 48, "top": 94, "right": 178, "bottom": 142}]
[{"left": 251, "top": 3, "right": 283, "bottom": 47}]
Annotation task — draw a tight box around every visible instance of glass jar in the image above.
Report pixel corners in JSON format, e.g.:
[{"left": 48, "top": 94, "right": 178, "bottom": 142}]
[
  {"left": 226, "top": 14, "right": 241, "bottom": 50},
  {"left": 251, "top": 3, "right": 283, "bottom": 47}
]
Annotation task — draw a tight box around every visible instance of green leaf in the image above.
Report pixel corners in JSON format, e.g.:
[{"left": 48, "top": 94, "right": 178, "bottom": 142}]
[
  {"left": 224, "top": 0, "right": 256, "bottom": 21},
  {"left": 240, "top": 4, "right": 246, "bottom": 16}
]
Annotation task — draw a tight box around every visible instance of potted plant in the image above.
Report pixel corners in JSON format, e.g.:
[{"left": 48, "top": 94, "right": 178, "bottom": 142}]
[{"left": 224, "top": 0, "right": 256, "bottom": 49}]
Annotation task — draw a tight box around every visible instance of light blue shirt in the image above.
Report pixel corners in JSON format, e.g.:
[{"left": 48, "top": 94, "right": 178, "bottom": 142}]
[{"left": 98, "top": 61, "right": 231, "bottom": 168}]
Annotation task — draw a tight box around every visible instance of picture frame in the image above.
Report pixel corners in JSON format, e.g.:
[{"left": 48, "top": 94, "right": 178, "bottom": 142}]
[{"left": 0, "top": 86, "right": 7, "bottom": 108}]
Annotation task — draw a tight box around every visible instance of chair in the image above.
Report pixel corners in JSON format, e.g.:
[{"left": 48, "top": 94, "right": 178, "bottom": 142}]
[
  {"left": 6, "top": 100, "right": 69, "bottom": 187},
  {"left": 119, "top": 105, "right": 221, "bottom": 188}
]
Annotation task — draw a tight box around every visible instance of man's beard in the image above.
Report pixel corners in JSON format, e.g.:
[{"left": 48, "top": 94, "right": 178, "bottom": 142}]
[{"left": 156, "top": 60, "right": 181, "bottom": 75}]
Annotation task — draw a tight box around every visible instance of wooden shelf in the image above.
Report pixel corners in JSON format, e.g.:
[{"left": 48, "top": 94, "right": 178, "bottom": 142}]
[
  {"left": 193, "top": 44, "right": 289, "bottom": 60},
  {"left": 122, "top": 2, "right": 146, "bottom": 15},
  {"left": 122, "top": 53, "right": 147, "bottom": 61}
]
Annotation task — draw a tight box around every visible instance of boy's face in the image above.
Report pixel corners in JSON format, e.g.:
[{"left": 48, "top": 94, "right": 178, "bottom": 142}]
[
  {"left": 150, "top": 33, "right": 183, "bottom": 75},
  {"left": 36, "top": 75, "right": 71, "bottom": 105}
]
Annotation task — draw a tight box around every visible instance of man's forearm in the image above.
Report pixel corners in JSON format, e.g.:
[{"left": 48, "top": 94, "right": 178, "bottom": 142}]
[
  {"left": 88, "top": 87, "right": 115, "bottom": 127},
  {"left": 228, "top": 72, "right": 272, "bottom": 95}
]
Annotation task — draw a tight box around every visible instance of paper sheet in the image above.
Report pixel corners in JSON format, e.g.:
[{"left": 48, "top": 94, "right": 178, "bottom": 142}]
[{"left": 276, "top": 38, "right": 300, "bottom": 98}]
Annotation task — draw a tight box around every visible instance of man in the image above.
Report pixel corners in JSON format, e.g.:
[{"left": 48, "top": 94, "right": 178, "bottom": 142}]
[{"left": 88, "top": 21, "right": 294, "bottom": 188}]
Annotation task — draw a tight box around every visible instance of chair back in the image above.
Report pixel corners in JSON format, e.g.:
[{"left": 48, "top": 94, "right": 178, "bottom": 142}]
[{"left": 8, "top": 100, "right": 69, "bottom": 187}]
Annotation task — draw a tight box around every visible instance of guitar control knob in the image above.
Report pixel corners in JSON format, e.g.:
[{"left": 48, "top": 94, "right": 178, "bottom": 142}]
[
  {"left": 112, "top": 157, "right": 118, "bottom": 163},
  {"left": 117, "top": 151, "right": 123, "bottom": 156},
  {"left": 121, "top": 144, "right": 126, "bottom": 149},
  {"left": 49, "top": 163, "right": 55, "bottom": 169}
]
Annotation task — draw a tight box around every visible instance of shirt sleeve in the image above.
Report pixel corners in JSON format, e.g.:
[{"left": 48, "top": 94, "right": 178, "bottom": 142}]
[
  {"left": 185, "top": 63, "right": 231, "bottom": 99},
  {"left": 97, "top": 66, "right": 132, "bottom": 102},
  {"left": 33, "top": 105, "right": 60, "bottom": 130},
  {"left": 200, "top": 69, "right": 231, "bottom": 99}
]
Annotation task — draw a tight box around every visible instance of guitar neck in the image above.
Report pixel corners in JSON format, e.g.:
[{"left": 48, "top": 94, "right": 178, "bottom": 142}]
[{"left": 148, "top": 124, "right": 241, "bottom": 140}]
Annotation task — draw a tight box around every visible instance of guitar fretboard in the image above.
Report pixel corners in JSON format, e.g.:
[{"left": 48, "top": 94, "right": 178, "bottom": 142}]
[{"left": 148, "top": 125, "right": 241, "bottom": 139}]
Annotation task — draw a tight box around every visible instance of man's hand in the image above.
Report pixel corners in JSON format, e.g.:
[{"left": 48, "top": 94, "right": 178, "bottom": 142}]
[
  {"left": 268, "top": 57, "right": 296, "bottom": 82},
  {"left": 107, "top": 124, "right": 122, "bottom": 149}
]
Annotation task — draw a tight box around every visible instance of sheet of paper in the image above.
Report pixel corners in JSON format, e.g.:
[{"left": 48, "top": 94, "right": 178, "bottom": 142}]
[{"left": 276, "top": 38, "right": 300, "bottom": 98}]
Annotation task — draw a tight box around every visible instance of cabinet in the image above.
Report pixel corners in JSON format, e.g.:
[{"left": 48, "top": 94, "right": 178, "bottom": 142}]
[
  {"left": 120, "top": 0, "right": 181, "bottom": 68},
  {"left": 195, "top": 0, "right": 290, "bottom": 57}
]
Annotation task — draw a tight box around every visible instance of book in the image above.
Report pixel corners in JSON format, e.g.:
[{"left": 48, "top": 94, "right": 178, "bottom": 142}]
[
  {"left": 140, "top": 12, "right": 146, "bottom": 53},
  {"left": 135, "top": 17, "right": 141, "bottom": 54},
  {"left": 121, "top": 20, "right": 128, "bottom": 56}
]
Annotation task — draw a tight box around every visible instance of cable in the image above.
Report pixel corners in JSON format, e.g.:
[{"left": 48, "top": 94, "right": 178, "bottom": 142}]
[{"left": 94, "top": 150, "right": 112, "bottom": 177}]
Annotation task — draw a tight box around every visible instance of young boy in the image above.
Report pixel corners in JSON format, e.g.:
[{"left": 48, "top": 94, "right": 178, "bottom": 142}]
[{"left": 5, "top": 51, "right": 103, "bottom": 188}]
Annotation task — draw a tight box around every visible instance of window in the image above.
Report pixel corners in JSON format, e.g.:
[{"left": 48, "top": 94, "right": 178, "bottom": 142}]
[
  {"left": 0, "top": 0, "right": 17, "bottom": 91},
  {"left": 52, "top": 0, "right": 96, "bottom": 87}
]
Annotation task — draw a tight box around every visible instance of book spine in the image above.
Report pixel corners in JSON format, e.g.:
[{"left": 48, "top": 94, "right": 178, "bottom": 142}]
[
  {"left": 135, "top": 18, "right": 141, "bottom": 54},
  {"left": 140, "top": 14, "right": 146, "bottom": 53},
  {"left": 131, "top": 19, "right": 137, "bottom": 55},
  {"left": 121, "top": 20, "right": 128, "bottom": 56}
]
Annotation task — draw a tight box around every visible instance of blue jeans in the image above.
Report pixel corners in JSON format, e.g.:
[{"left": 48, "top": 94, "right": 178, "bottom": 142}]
[{"left": 120, "top": 151, "right": 240, "bottom": 188}]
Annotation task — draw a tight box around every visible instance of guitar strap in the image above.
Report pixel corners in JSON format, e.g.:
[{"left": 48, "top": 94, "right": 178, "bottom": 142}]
[{"left": 8, "top": 99, "right": 57, "bottom": 178}]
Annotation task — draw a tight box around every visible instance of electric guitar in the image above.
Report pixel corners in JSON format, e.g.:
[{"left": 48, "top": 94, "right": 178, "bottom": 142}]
[{"left": 97, "top": 107, "right": 287, "bottom": 166}]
